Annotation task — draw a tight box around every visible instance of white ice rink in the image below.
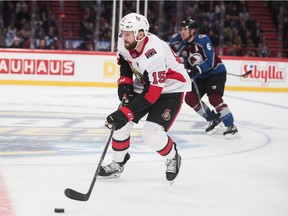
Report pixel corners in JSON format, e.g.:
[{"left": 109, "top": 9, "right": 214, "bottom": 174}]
[{"left": 0, "top": 85, "right": 287, "bottom": 216}]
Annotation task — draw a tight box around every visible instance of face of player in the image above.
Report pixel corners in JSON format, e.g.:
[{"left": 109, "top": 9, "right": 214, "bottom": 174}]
[
  {"left": 121, "top": 31, "right": 138, "bottom": 50},
  {"left": 180, "top": 27, "right": 196, "bottom": 42}
]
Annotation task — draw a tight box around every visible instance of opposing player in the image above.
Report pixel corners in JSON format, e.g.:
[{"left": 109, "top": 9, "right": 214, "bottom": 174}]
[
  {"left": 99, "top": 13, "right": 191, "bottom": 182},
  {"left": 178, "top": 19, "right": 239, "bottom": 139},
  {"left": 169, "top": 32, "right": 182, "bottom": 54}
]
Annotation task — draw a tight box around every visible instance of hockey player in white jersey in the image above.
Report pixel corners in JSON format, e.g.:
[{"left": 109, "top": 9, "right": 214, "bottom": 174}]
[{"left": 99, "top": 12, "right": 191, "bottom": 182}]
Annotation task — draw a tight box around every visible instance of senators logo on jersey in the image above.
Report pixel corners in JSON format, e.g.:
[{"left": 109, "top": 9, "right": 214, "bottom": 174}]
[
  {"left": 161, "top": 109, "right": 171, "bottom": 121},
  {"left": 144, "top": 48, "right": 157, "bottom": 59}
]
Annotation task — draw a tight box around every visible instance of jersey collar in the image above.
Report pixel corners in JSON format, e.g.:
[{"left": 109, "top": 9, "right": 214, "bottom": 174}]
[{"left": 129, "top": 36, "right": 149, "bottom": 58}]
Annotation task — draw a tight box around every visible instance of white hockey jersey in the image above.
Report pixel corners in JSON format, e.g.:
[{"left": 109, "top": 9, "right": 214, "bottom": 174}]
[{"left": 117, "top": 33, "right": 191, "bottom": 95}]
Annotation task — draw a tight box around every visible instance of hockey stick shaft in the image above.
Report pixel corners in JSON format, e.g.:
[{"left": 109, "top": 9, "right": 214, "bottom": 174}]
[
  {"left": 227, "top": 70, "right": 252, "bottom": 77},
  {"left": 64, "top": 98, "right": 125, "bottom": 201},
  {"left": 191, "top": 78, "right": 208, "bottom": 118}
]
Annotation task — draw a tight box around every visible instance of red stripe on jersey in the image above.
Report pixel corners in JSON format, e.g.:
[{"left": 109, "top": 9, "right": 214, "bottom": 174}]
[
  {"left": 166, "top": 68, "right": 187, "bottom": 82},
  {"left": 112, "top": 137, "right": 130, "bottom": 151},
  {"left": 157, "top": 136, "right": 173, "bottom": 156},
  {"left": 144, "top": 85, "right": 163, "bottom": 104},
  {"left": 117, "top": 76, "right": 133, "bottom": 85},
  {"left": 120, "top": 106, "right": 134, "bottom": 121}
]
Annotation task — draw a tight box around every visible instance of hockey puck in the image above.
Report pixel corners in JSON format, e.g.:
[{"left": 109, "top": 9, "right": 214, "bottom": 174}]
[{"left": 54, "top": 208, "right": 65, "bottom": 213}]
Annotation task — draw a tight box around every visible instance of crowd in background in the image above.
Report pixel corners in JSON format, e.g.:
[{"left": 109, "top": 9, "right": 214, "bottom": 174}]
[
  {"left": 1, "top": 1, "right": 59, "bottom": 49},
  {"left": 1, "top": 1, "right": 287, "bottom": 57}
]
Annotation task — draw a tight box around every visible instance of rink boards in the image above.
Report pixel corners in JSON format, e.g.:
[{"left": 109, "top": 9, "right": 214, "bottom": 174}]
[{"left": 0, "top": 49, "right": 287, "bottom": 92}]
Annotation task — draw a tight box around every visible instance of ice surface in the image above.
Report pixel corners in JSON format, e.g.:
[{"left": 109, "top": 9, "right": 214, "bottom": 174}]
[{"left": 0, "top": 85, "right": 287, "bottom": 216}]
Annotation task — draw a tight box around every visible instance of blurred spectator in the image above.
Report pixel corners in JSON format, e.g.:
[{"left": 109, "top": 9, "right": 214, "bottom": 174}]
[
  {"left": 206, "top": 1, "right": 216, "bottom": 28},
  {"left": 18, "top": 22, "right": 32, "bottom": 48},
  {"left": 98, "top": 16, "right": 110, "bottom": 40},
  {"left": 245, "top": 16, "right": 257, "bottom": 43},
  {"left": 15, "top": 1, "right": 28, "bottom": 14},
  {"left": 211, "top": 19, "right": 220, "bottom": 41},
  {"left": 79, "top": 36, "right": 94, "bottom": 51},
  {"left": 257, "top": 37, "right": 269, "bottom": 57},
  {"left": 15, "top": 1, "right": 30, "bottom": 24},
  {"left": 44, "top": 30, "right": 58, "bottom": 49},
  {"left": 34, "top": 11, "right": 43, "bottom": 27},
  {"left": 208, "top": 29, "right": 219, "bottom": 46},
  {"left": 228, "top": 28, "right": 242, "bottom": 56},
  {"left": 201, "top": 19, "right": 210, "bottom": 34},
  {"left": 239, "top": 6, "right": 250, "bottom": 22},
  {"left": 5, "top": 21, "right": 17, "bottom": 47},
  {"left": 82, "top": 22, "right": 95, "bottom": 40},
  {"left": 80, "top": 8, "right": 95, "bottom": 39},
  {"left": 245, "top": 40, "right": 257, "bottom": 57},
  {"left": 223, "top": 27, "right": 232, "bottom": 46},
  {"left": 42, "top": 12, "right": 58, "bottom": 38},
  {"left": 3, "top": 1, "right": 16, "bottom": 28},
  {"left": 254, "top": 22, "right": 263, "bottom": 47},
  {"left": 36, "top": 38, "right": 49, "bottom": 49},
  {"left": 34, "top": 22, "right": 45, "bottom": 39},
  {"left": 39, "top": 1, "right": 53, "bottom": 21},
  {"left": 49, "top": 38, "right": 59, "bottom": 50},
  {"left": 226, "top": 19, "right": 236, "bottom": 41},
  {"left": 238, "top": 20, "right": 247, "bottom": 47},
  {"left": 9, "top": 36, "right": 22, "bottom": 48}
]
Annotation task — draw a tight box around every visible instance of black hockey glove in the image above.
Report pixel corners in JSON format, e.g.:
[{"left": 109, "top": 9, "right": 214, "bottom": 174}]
[
  {"left": 105, "top": 106, "right": 134, "bottom": 130},
  {"left": 187, "top": 65, "right": 201, "bottom": 78},
  {"left": 117, "top": 76, "right": 135, "bottom": 103}
]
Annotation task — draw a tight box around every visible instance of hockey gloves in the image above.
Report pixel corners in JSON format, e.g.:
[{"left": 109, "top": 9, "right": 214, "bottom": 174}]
[
  {"left": 105, "top": 106, "right": 134, "bottom": 130},
  {"left": 187, "top": 65, "right": 201, "bottom": 78},
  {"left": 117, "top": 76, "right": 135, "bottom": 103}
]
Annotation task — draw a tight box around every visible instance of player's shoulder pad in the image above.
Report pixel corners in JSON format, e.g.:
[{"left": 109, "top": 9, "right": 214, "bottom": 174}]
[
  {"left": 197, "top": 34, "right": 207, "bottom": 39},
  {"left": 170, "top": 33, "right": 182, "bottom": 42},
  {"left": 171, "top": 33, "right": 178, "bottom": 39}
]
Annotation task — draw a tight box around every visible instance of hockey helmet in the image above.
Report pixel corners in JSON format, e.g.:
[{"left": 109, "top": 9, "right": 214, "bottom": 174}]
[
  {"left": 180, "top": 19, "right": 198, "bottom": 29},
  {"left": 119, "top": 13, "right": 150, "bottom": 40}
]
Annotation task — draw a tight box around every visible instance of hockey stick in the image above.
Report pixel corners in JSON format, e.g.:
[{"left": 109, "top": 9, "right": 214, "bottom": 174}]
[
  {"left": 191, "top": 77, "right": 219, "bottom": 121},
  {"left": 191, "top": 77, "right": 208, "bottom": 119},
  {"left": 64, "top": 98, "right": 125, "bottom": 201},
  {"left": 227, "top": 70, "right": 252, "bottom": 77}
]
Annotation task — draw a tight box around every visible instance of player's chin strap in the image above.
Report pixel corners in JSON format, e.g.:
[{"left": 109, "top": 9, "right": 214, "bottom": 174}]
[{"left": 134, "top": 34, "right": 147, "bottom": 50}]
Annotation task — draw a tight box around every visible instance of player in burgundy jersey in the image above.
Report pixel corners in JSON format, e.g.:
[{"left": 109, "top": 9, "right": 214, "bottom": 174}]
[
  {"left": 99, "top": 13, "right": 191, "bottom": 183},
  {"left": 178, "top": 19, "right": 239, "bottom": 139}
]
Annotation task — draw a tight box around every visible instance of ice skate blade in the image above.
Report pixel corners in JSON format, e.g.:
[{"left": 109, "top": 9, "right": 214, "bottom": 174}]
[
  {"left": 98, "top": 173, "right": 121, "bottom": 179},
  {"left": 168, "top": 179, "right": 176, "bottom": 185},
  {"left": 224, "top": 132, "right": 240, "bottom": 140},
  {"left": 206, "top": 124, "right": 223, "bottom": 135}
]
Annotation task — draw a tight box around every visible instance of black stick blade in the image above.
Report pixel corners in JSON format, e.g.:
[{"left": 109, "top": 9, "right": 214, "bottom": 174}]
[
  {"left": 64, "top": 188, "right": 89, "bottom": 201},
  {"left": 244, "top": 70, "right": 252, "bottom": 76}
]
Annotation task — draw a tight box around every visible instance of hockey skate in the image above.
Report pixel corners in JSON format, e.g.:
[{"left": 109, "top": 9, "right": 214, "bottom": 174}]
[
  {"left": 223, "top": 125, "right": 240, "bottom": 139},
  {"left": 165, "top": 151, "right": 182, "bottom": 184},
  {"left": 206, "top": 118, "right": 222, "bottom": 135},
  {"left": 99, "top": 153, "right": 130, "bottom": 178}
]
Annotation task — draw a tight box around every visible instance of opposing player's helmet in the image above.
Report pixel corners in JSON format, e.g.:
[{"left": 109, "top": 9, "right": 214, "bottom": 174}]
[
  {"left": 119, "top": 13, "right": 150, "bottom": 40},
  {"left": 180, "top": 19, "right": 198, "bottom": 29}
]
